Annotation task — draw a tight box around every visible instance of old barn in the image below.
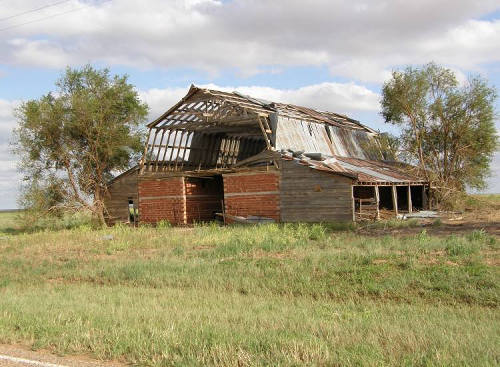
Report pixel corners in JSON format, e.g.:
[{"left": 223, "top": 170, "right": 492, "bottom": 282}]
[{"left": 104, "top": 85, "right": 428, "bottom": 225}]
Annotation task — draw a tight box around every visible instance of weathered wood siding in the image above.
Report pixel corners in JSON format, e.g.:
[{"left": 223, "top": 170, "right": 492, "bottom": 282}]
[
  {"left": 104, "top": 169, "right": 138, "bottom": 224},
  {"left": 280, "top": 160, "right": 354, "bottom": 222}
]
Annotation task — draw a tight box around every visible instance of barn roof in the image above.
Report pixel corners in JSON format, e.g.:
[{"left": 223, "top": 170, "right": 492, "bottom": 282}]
[
  {"left": 148, "top": 85, "right": 376, "bottom": 133},
  {"left": 243, "top": 150, "right": 426, "bottom": 185},
  {"left": 139, "top": 85, "right": 427, "bottom": 185}
]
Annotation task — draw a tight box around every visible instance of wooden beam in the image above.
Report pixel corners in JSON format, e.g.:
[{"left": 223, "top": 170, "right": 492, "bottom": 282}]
[
  {"left": 153, "top": 128, "right": 167, "bottom": 171},
  {"left": 139, "top": 128, "right": 152, "bottom": 174},
  {"left": 351, "top": 185, "right": 355, "bottom": 221},
  {"left": 391, "top": 185, "right": 398, "bottom": 217},
  {"left": 159, "top": 129, "right": 173, "bottom": 170},
  {"left": 174, "top": 130, "right": 187, "bottom": 171},
  {"left": 257, "top": 115, "right": 272, "bottom": 150},
  {"left": 374, "top": 185, "right": 380, "bottom": 220},
  {"left": 422, "top": 185, "right": 428, "bottom": 210},
  {"left": 166, "top": 130, "right": 179, "bottom": 171},
  {"left": 147, "top": 129, "right": 160, "bottom": 172},
  {"left": 407, "top": 185, "right": 413, "bottom": 213},
  {"left": 179, "top": 131, "right": 191, "bottom": 170}
]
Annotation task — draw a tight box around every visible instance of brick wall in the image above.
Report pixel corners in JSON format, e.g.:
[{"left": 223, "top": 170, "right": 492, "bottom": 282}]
[
  {"left": 185, "top": 177, "right": 223, "bottom": 223},
  {"left": 223, "top": 172, "right": 280, "bottom": 221},
  {"left": 138, "top": 177, "right": 186, "bottom": 225}
]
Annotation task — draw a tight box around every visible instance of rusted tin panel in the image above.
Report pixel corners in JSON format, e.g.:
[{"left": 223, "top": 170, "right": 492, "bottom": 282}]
[
  {"left": 275, "top": 116, "right": 333, "bottom": 155},
  {"left": 326, "top": 125, "right": 380, "bottom": 160},
  {"left": 281, "top": 151, "right": 425, "bottom": 184}
]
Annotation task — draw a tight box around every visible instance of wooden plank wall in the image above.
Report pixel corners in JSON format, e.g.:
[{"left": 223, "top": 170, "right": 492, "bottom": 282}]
[
  {"left": 280, "top": 160, "right": 354, "bottom": 222},
  {"left": 104, "top": 170, "right": 139, "bottom": 224}
]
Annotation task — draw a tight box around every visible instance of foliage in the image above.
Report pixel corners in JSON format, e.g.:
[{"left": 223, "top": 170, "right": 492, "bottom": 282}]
[
  {"left": 361, "top": 132, "right": 401, "bottom": 161},
  {"left": 381, "top": 63, "right": 498, "bottom": 203},
  {"left": 17, "top": 174, "right": 66, "bottom": 220},
  {"left": 12, "top": 65, "right": 148, "bottom": 225},
  {"left": 376, "top": 132, "right": 400, "bottom": 161}
]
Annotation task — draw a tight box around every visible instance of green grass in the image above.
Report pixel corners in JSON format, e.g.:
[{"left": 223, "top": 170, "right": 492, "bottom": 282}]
[
  {"left": 0, "top": 210, "right": 23, "bottom": 235},
  {"left": 0, "top": 215, "right": 498, "bottom": 366}
]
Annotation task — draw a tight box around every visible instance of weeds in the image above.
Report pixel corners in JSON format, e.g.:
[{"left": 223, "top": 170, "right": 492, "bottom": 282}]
[{"left": 0, "top": 214, "right": 498, "bottom": 366}]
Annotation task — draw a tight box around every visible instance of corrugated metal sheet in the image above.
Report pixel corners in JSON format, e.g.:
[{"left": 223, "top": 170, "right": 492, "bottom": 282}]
[
  {"left": 274, "top": 116, "right": 334, "bottom": 155},
  {"left": 280, "top": 151, "right": 425, "bottom": 184},
  {"left": 326, "top": 125, "right": 380, "bottom": 160},
  {"left": 273, "top": 115, "right": 382, "bottom": 160}
]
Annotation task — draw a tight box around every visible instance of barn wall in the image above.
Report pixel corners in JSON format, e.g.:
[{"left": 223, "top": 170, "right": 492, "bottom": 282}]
[
  {"left": 138, "top": 177, "right": 186, "bottom": 225},
  {"left": 223, "top": 171, "right": 280, "bottom": 221},
  {"left": 104, "top": 170, "right": 138, "bottom": 225},
  {"left": 185, "top": 176, "right": 223, "bottom": 223},
  {"left": 280, "top": 160, "right": 354, "bottom": 222}
]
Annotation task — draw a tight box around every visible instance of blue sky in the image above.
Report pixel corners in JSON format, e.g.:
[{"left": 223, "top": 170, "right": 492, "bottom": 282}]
[{"left": 0, "top": 0, "right": 499, "bottom": 209}]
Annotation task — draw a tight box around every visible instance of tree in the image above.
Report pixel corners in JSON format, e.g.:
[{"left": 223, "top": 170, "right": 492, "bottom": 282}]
[
  {"left": 13, "top": 65, "right": 148, "bottom": 225},
  {"left": 381, "top": 63, "right": 498, "bottom": 203}
]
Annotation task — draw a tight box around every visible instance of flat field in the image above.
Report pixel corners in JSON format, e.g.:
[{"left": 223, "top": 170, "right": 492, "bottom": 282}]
[{"left": 0, "top": 210, "right": 498, "bottom": 366}]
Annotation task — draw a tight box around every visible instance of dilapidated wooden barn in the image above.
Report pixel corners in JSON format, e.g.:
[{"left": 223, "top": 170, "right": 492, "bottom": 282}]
[{"left": 104, "top": 85, "right": 428, "bottom": 225}]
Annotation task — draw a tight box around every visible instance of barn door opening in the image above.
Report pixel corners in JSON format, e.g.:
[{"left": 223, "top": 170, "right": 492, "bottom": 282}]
[
  {"left": 184, "top": 175, "right": 224, "bottom": 224},
  {"left": 128, "top": 198, "right": 138, "bottom": 225}
]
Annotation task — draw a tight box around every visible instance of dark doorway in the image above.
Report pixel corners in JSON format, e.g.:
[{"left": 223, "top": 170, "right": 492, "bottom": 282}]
[
  {"left": 396, "top": 186, "right": 409, "bottom": 211},
  {"left": 410, "top": 185, "right": 424, "bottom": 210},
  {"left": 378, "top": 186, "right": 393, "bottom": 210},
  {"left": 128, "top": 198, "right": 138, "bottom": 225},
  {"left": 185, "top": 175, "right": 224, "bottom": 223}
]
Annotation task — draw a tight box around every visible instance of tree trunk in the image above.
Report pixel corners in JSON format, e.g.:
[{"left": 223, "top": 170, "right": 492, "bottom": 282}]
[{"left": 93, "top": 187, "right": 108, "bottom": 227}]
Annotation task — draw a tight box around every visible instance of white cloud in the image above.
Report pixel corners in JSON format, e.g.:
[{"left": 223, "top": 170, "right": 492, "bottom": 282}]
[
  {"left": 139, "top": 87, "right": 189, "bottom": 121},
  {"left": 485, "top": 151, "right": 500, "bottom": 193},
  {"left": 0, "top": 0, "right": 498, "bottom": 81},
  {"left": 0, "top": 99, "right": 21, "bottom": 209}
]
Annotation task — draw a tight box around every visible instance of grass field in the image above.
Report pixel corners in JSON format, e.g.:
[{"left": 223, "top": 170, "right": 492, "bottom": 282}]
[{"left": 0, "top": 211, "right": 498, "bottom": 366}]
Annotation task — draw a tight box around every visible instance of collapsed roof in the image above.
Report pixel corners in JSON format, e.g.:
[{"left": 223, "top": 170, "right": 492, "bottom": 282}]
[{"left": 140, "top": 85, "right": 425, "bottom": 185}]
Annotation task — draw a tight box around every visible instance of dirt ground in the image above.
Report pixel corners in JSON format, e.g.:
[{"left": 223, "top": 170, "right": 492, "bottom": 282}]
[
  {"left": 358, "top": 199, "right": 500, "bottom": 238},
  {"left": 0, "top": 345, "right": 125, "bottom": 367},
  {"left": 358, "top": 219, "right": 500, "bottom": 237}
]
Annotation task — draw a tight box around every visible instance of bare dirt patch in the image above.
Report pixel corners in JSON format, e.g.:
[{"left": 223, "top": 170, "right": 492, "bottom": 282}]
[
  {"left": 358, "top": 220, "right": 500, "bottom": 238},
  {"left": 0, "top": 344, "right": 126, "bottom": 367}
]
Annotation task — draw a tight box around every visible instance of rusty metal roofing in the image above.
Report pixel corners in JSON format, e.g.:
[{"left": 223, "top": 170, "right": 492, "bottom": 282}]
[
  {"left": 274, "top": 117, "right": 335, "bottom": 156},
  {"left": 150, "top": 85, "right": 376, "bottom": 132},
  {"left": 279, "top": 151, "right": 425, "bottom": 184},
  {"left": 142, "top": 85, "right": 415, "bottom": 175}
]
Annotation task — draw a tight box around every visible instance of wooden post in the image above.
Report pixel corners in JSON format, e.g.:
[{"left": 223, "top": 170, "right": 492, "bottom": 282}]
[
  {"left": 221, "top": 199, "right": 226, "bottom": 225},
  {"left": 374, "top": 185, "right": 380, "bottom": 220},
  {"left": 391, "top": 185, "right": 398, "bottom": 217},
  {"left": 422, "top": 185, "right": 428, "bottom": 209},
  {"left": 139, "top": 128, "right": 152, "bottom": 174},
  {"left": 407, "top": 185, "right": 413, "bottom": 213},
  {"left": 351, "top": 185, "right": 355, "bottom": 222}
]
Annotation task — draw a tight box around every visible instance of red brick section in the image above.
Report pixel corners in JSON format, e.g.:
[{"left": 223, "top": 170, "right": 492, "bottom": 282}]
[
  {"left": 223, "top": 172, "right": 280, "bottom": 221},
  {"left": 185, "top": 177, "right": 223, "bottom": 223},
  {"left": 138, "top": 177, "right": 186, "bottom": 225}
]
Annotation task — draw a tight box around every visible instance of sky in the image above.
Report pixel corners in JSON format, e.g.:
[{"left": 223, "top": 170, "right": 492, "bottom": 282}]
[{"left": 0, "top": 0, "right": 499, "bottom": 209}]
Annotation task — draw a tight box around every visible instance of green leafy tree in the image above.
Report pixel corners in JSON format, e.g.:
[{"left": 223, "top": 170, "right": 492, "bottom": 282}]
[
  {"left": 381, "top": 63, "right": 498, "bottom": 202},
  {"left": 13, "top": 65, "right": 148, "bottom": 225}
]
